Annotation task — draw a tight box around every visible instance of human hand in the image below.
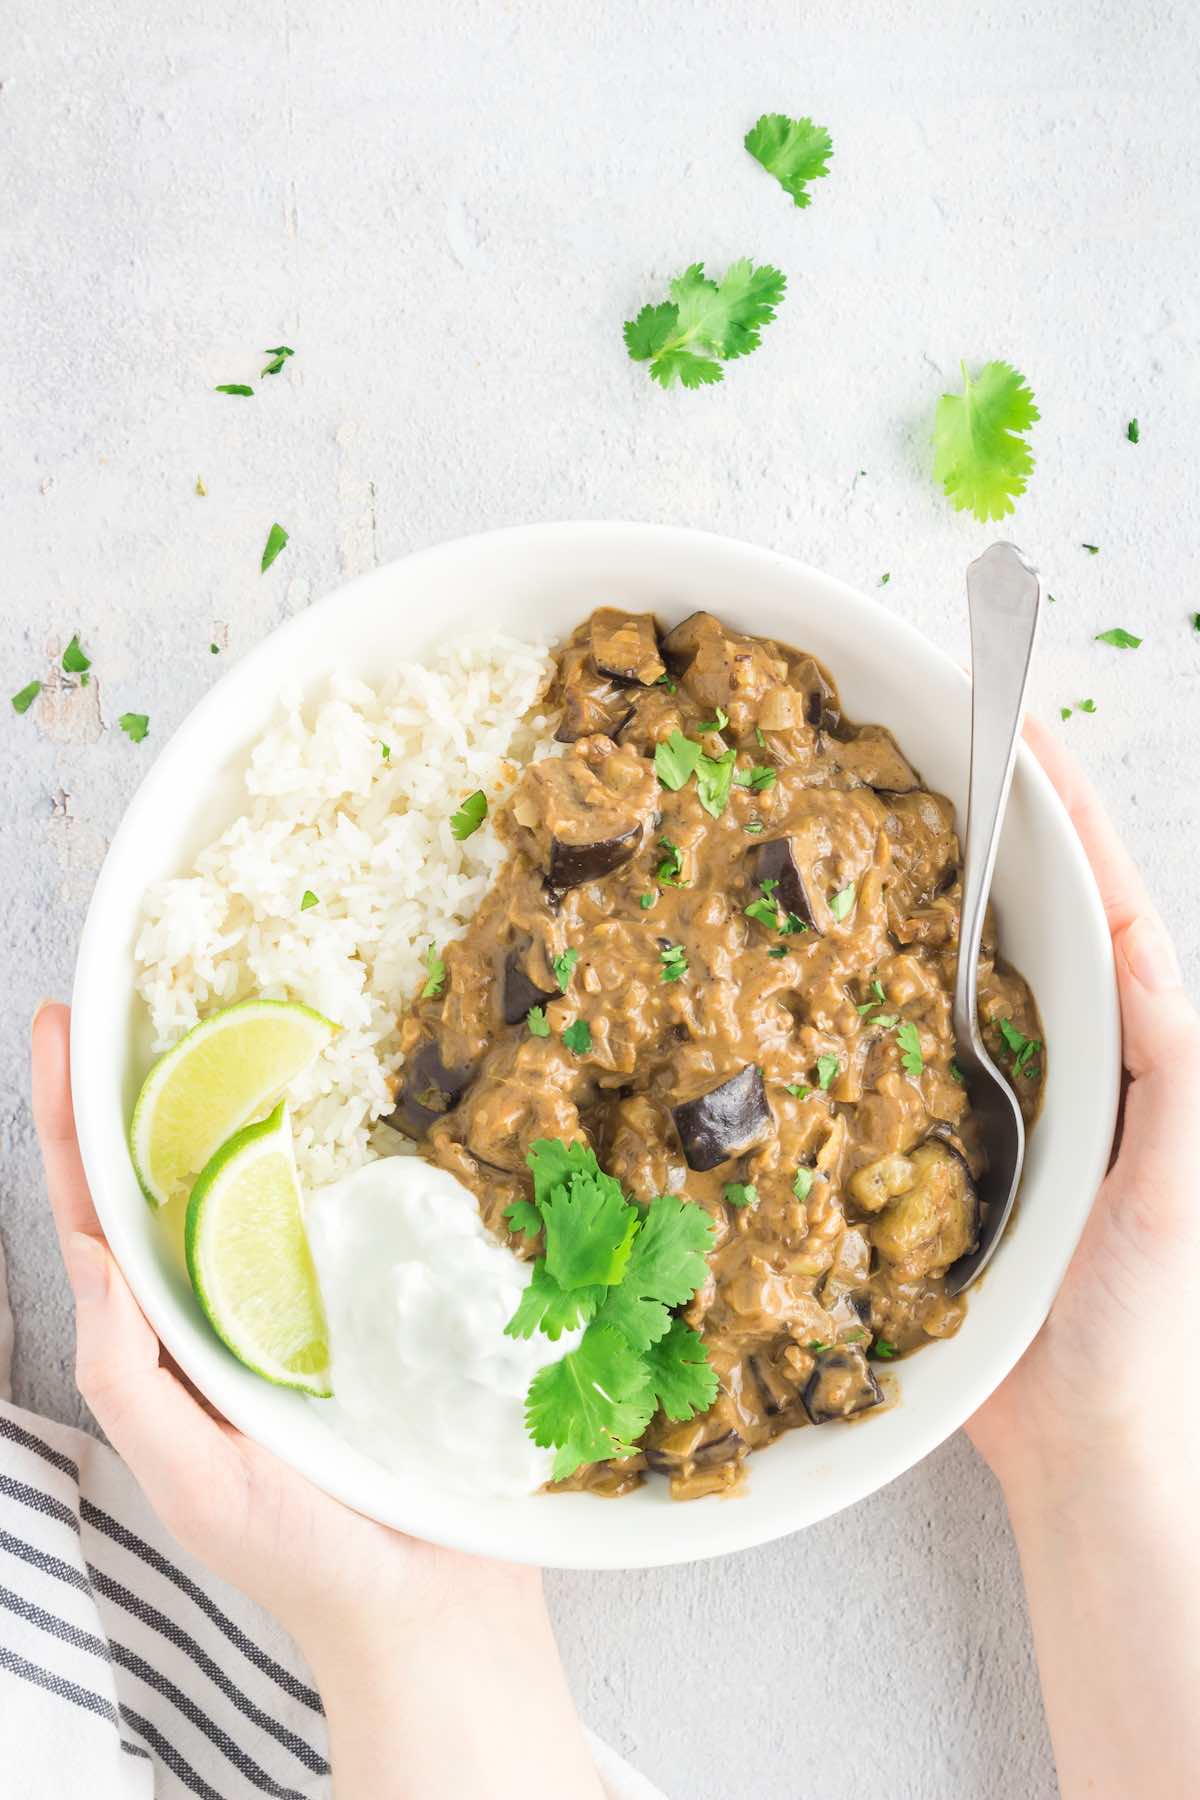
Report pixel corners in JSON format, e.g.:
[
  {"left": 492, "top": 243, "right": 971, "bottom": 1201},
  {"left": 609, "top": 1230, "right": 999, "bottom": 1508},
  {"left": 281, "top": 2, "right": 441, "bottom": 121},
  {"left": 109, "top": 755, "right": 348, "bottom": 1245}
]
[
  {"left": 31, "top": 1001, "right": 603, "bottom": 1799},
  {"left": 966, "top": 718, "right": 1200, "bottom": 1503}
]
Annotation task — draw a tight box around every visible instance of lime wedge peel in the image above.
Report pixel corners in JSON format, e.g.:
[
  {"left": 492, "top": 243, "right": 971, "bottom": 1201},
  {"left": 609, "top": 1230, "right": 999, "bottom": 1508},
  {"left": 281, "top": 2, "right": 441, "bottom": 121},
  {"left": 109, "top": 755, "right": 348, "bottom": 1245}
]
[
  {"left": 130, "top": 998, "right": 337, "bottom": 1209},
  {"left": 185, "top": 1099, "right": 331, "bottom": 1396}
]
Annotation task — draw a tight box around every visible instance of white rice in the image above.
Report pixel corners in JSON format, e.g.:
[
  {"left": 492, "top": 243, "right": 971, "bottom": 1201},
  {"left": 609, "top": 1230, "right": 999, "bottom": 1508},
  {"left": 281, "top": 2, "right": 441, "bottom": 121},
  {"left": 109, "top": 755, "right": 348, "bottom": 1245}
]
[{"left": 134, "top": 632, "right": 556, "bottom": 1189}]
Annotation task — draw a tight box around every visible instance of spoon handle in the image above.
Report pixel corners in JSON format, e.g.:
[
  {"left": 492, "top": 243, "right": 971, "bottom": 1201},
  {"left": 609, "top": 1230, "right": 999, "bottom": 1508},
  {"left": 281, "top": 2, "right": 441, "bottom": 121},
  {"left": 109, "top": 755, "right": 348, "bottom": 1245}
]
[{"left": 953, "top": 543, "right": 1043, "bottom": 1053}]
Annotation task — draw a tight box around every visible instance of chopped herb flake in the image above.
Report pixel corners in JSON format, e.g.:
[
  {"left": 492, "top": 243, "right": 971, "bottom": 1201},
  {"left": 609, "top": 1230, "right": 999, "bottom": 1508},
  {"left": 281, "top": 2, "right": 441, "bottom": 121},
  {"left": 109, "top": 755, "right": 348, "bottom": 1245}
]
[
  {"left": 553, "top": 948, "right": 579, "bottom": 992},
  {"left": 696, "top": 707, "right": 729, "bottom": 733},
  {"left": 744, "top": 818, "right": 765, "bottom": 834},
  {"left": 754, "top": 725, "right": 766, "bottom": 748},
  {"left": 880, "top": 572, "right": 890, "bottom": 586},
  {"left": 118, "top": 712, "right": 149, "bottom": 742},
  {"left": 949, "top": 1059, "right": 966, "bottom": 1085},
  {"left": 420, "top": 943, "right": 446, "bottom": 998},
  {"left": 767, "top": 945, "right": 788, "bottom": 958},
  {"left": 896, "top": 1020, "right": 924, "bottom": 1079},
  {"left": 734, "top": 764, "right": 776, "bottom": 792},
  {"left": 214, "top": 383, "right": 254, "bottom": 396},
  {"left": 659, "top": 943, "right": 689, "bottom": 983},
  {"left": 260, "top": 522, "right": 289, "bottom": 573},
  {"left": 450, "top": 788, "right": 488, "bottom": 840},
  {"left": 1083, "top": 543, "right": 1100, "bottom": 555},
  {"left": 656, "top": 839, "right": 686, "bottom": 885},
  {"left": 872, "top": 1338, "right": 898, "bottom": 1360},
  {"left": 792, "top": 1167, "right": 814, "bottom": 1201},
  {"left": 562, "top": 1018, "right": 592, "bottom": 1056},
  {"left": 816, "top": 1053, "right": 840, "bottom": 1091},
  {"left": 300, "top": 890, "right": 318, "bottom": 911},
  {"left": 784, "top": 1083, "right": 811, "bottom": 1100},
  {"left": 655, "top": 673, "right": 678, "bottom": 694},
  {"left": 654, "top": 729, "right": 703, "bottom": 791},
  {"left": 807, "top": 1340, "right": 830, "bottom": 1354},
  {"left": 62, "top": 635, "right": 91, "bottom": 675},
  {"left": 695, "top": 746, "right": 737, "bottom": 818},
  {"left": 1126, "top": 418, "right": 1139, "bottom": 444},
  {"left": 1060, "top": 706, "right": 1073, "bottom": 720},
  {"left": 380, "top": 742, "right": 390, "bottom": 760},
  {"left": 828, "top": 881, "right": 857, "bottom": 922},
  {"left": 12, "top": 680, "right": 41, "bottom": 714},
  {"left": 261, "top": 345, "right": 295, "bottom": 376},
  {"left": 1095, "top": 627, "right": 1142, "bottom": 649},
  {"left": 210, "top": 643, "right": 220, "bottom": 655},
  {"left": 527, "top": 1006, "right": 551, "bottom": 1038},
  {"left": 857, "top": 979, "right": 888, "bottom": 1016},
  {"left": 1078, "top": 698, "right": 1097, "bottom": 713},
  {"left": 724, "top": 1182, "right": 758, "bottom": 1209},
  {"left": 997, "top": 1016, "right": 1042, "bottom": 1079},
  {"left": 639, "top": 892, "right": 656, "bottom": 909}
]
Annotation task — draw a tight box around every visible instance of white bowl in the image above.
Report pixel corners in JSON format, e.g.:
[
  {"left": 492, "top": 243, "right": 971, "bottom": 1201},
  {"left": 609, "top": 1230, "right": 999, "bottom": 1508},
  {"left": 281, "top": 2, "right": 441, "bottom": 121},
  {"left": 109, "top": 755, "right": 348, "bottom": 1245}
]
[{"left": 71, "top": 522, "right": 1121, "bottom": 1570}]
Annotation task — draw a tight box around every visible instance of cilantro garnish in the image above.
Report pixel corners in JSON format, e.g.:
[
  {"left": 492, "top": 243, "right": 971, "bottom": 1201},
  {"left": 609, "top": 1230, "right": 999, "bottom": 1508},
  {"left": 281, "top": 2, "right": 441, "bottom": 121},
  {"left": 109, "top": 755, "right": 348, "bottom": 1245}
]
[
  {"left": 743, "top": 113, "right": 832, "bottom": 208},
  {"left": 1078, "top": 698, "right": 1097, "bottom": 713},
  {"left": 734, "top": 764, "right": 776, "bottom": 792},
  {"left": 300, "top": 890, "right": 318, "bottom": 911},
  {"left": 624, "top": 260, "right": 787, "bottom": 390},
  {"left": 260, "top": 522, "right": 289, "bottom": 573},
  {"left": 1126, "top": 419, "right": 1139, "bottom": 444},
  {"left": 656, "top": 839, "right": 687, "bottom": 885},
  {"left": 856, "top": 979, "right": 887, "bottom": 1016},
  {"left": 11, "top": 680, "right": 41, "bottom": 715},
  {"left": 1083, "top": 543, "right": 1100, "bottom": 555},
  {"left": 1191, "top": 613, "right": 1199, "bottom": 633},
  {"left": 767, "top": 945, "right": 787, "bottom": 958},
  {"left": 724, "top": 1182, "right": 758, "bottom": 1208},
  {"left": 553, "top": 948, "right": 579, "bottom": 991},
  {"left": 642, "top": 1319, "right": 720, "bottom": 1422},
  {"left": 997, "top": 1017, "right": 1042, "bottom": 1079},
  {"left": 784, "top": 1083, "right": 811, "bottom": 1100},
  {"left": 659, "top": 943, "right": 688, "bottom": 983},
  {"left": 62, "top": 635, "right": 91, "bottom": 676},
  {"left": 1060, "top": 706, "right": 1073, "bottom": 721},
  {"left": 828, "top": 881, "right": 857, "bottom": 922},
  {"left": 872, "top": 1338, "right": 898, "bottom": 1360},
  {"left": 639, "top": 892, "right": 656, "bottom": 909},
  {"left": 380, "top": 742, "right": 390, "bottom": 759},
  {"left": 816, "top": 1053, "right": 840, "bottom": 1091},
  {"left": 214, "top": 383, "right": 253, "bottom": 396},
  {"left": 594, "top": 1192, "right": 714, "bottom": 1351},
  {"left": 792, "top": 1167, "right": 814, "bottom": 1201},
  {"left": 780, "top": 912, "right": 808, "bottom": 936},
  {"left": 118, "top": 712, "right": 149, "bottom": 742},
  {"left": 654, "top": 727, "right": 737, "bottom": 818},
  {"left": 1095, "top": 627, "right": 1142, "bottom": 649},
  {"left": 744, "top": 819, "right": 765, "bottom": 835},
  {"left": 807, "top": 1340, "right": 830, "bottom": 1354},
  {"left": 562, "top": 1018, "right": 591, "bottom": 1056},
  {"left": 450, "top": 788, "right": 488, "bottom": 840},
  {"left": 696, "top": 707, "right": 729, "bottom": 733},
  {"left": 655, "top": 672, "right": 678, "bottom": 694},
  {"left": 745, "top": 877, "right": 781, "bottom": 929},
  {"left": 654, "top": 730, "right": 702, "bottom": 790},
  {"left": 526, "top": 1327, "right": 655, "bottom": 1478},
  {"left": 933, "top": 361, "right": 1039, "bottom": 522},
  {"left": 420, "top": 943, "right": 445, "bottom": 998},
  {"left": 527, "top": 1006, "right": 550, "bottom": 1038},
  {"left": 261, "top": 345, "right": 295, "bottom": 376},
  {"left": 696, "top": 747, "right": 737, "bottom": 817},
  {"left": 505, "top": 1198, "right": 543, "bottom": 1238},
  {"left": 542, "top": 1172, "right": 640, "bottom": 1292},
  {"left": 896, "top": 1021, "right": 924, "bottom": 1078},
  {"left": 880, "top": 572, "right": 890, "bottom": 586},
  {"left": 210, "top": 643, "right": 220, "bottom": 655},
  {"left": 949, "top": 1059, "right": 966, "bottom": 1085}
]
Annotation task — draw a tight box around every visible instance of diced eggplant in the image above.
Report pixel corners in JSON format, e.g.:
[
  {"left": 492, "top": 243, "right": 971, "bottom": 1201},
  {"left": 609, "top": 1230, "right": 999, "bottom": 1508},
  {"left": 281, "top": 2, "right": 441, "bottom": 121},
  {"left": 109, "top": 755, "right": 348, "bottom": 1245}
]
[
  {"left": 659, "top": 610, "right": 711, "bottom": 678},
  {"left": 644, "top": 1428, "right": 744, "bottom": 1474},
  {"left": 554, "top": 688, "right": 635, "bottom": 744},
  {"left": 750, "top": 1354, "right": 800, "bottom": 1418},
  {"left": 869, "top": 1139, "right": 979, "bottom": 1279},
  {"left": 389, "top": 1040, "right": 477, "bottom": 1140},
  {"left": 826, "top": 1291, "right": 873, "bottom": 1343},
  {"left": 746, "top": 838, "right": 819, "bottom": 933},
  {"left": 802, "top": 1346, "right": 883, "bottom": 1424},
  {"left": 589, "top": 608, "right": 666, "bottom": 686},
  {"left": 548, "top": 821, "right": 644, "bottom": 891},
  {"left": 828, "top": 725, "right": 920, "bottom": 794},
  {"left": 786, "top": 654, "right": 840, "bottom": 732},
  {"left": 671, "top": 1065, "right": 773, "bottom": 1171},
  {"left": 501, "top": 948, "right": 558, "bottom": 1025}
]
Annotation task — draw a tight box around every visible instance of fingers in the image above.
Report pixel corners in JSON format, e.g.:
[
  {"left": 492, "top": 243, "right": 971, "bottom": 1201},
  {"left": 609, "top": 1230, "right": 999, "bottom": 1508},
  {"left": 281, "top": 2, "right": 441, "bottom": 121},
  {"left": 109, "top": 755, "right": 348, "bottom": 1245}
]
[
  {"left": 1112, "top": 915, "right": 1200, "bottom": 1082},
  {"left": 30, "top": 1002, "right": 102, "bottom": 1250}
]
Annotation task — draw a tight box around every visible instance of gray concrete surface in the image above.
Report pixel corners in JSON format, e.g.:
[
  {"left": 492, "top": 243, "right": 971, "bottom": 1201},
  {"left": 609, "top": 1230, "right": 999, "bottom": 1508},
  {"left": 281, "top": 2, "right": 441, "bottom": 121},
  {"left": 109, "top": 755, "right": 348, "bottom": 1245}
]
[{"left": 2, "top": 3, "right": 1198, "bottom": 1795}]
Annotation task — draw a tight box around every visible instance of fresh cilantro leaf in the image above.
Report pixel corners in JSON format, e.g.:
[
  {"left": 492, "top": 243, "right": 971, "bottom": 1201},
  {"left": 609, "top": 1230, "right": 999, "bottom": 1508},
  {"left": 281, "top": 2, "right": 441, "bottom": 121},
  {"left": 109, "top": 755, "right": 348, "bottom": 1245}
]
[
  {"left": 807, "top": 1340, "right": 830, "bottom": 1354},
  {"left": 949, "top": 1059, "right": 966, "bottom": 1085},
  {"left": 527, "top": 1138, "right": 601, "bottom": 1207},
  {"left": 261, "top": 345, "right": 295, "bottom": 376},
  {"left": 300, "top": 890, "right": 318, "bottom": 911},
  {"left": 654, "top": 729, "right": 702, "bottom": 790},
  {"left": 1095, "top": 627, "right": 1142, "bottom": 649},
  {"left": 1060, "top": 706, "right": 1073, "bottom": 721},
  {"left": 214, "top": 383, "right": 253, "bottom": 396},
  {"left": 745, "top": 894, "right": 782, "bottom": 929},
  {"left": 816, "top": 1053, "right": 840, "bottom": 1091},
  {"left": 1078, "top": 698, "right": 1097, "bottom": 713},
  {"left": 11, "top": 680, "right": 41, "bottom": 715},
  {"left": 734, "top": 764, "right": 776, "bottom": 791},
  {"left": 767, "top": 945, "right": 787, "bottom": 957},
  {"left": 784, "top": 1083, "right": 811, "bottom": 1100},
  {"left": 118, "top": 712, "right": 149, "bottom": 742},
  {"left": 895, "top": 1020, "right": 924, "bottom": 1078},
  {"left": 420, "top": 942, "right": 445, "bottom": 998},
  {"left": 856, "top": 979, "right": 887, "bottom": 1015},
  {"left": 997, "top": 1017, "right": 1043, "bottom": 1078},
  {"left": 596, "top": 1193, "right": 715, "bottom": 1353},
  {"left": 380, "top": 742, "right": 390, "bottom": 759},
  {"left": 880, "top": 572, "right": 890, "bottom": 586},
  {"left": 828, "top": 882, "right": 857, "bottom": 922},
  {"left": 1191, "top": 613, "right": 1199, "bottom": 633},
  {"left": 696, "top": 707, "right": 729, "bottom": 732},
  {"left": 62, "top": 634, "right": 91, "bottom": 675},
  {"left": 872, "top": 1338, "right": 898, "bottom": 1360},
  {"left": 260, "top": 522, "right": 288, "bottom": 573},
  {"left": 1083, "top": 543, "right": 1100, "bottom": 555},
  {"left": 843, "top": 1327, "right": 867, "bottom": 1344},
  {"left": 210, "top": 642, "right": 220, "bottom": 655},
  {"left": 754, "top": 725, "right": 766, "bottom": 748},
  {"left": 792, "top": 1167, "right": 814, "bottom": 1201},
  {"left": 642, "top": 1319, "right": 719, "bottom": 1422},
  {"left": 1126, "top": 418, "right": 1139, "bottom": 443},
  {"left": 656, "top": 839, "right": 686, "bottom": 885},
  {"left": 450, "top": 788, "right": 488, "bottom": 839},
  {"left": 525, "top": 1326, "right": 655, "bottom": 1478},
  {"left": 562, "top": 1018, "right": 591, "bottom": 1056},
  {"left": 933, "top": 361, "right": 1039, "bottom": 522},
  {"left": 196, "top": 476, "right": 207, "bottom": 496},
  {"left": 724, "top": 1182, "right": 758, "bottom": 1208},
  {"left": 870, "top": 1014, "right": 899, "bottom": 1030},
  {"left": 744, "top": 819, "right": 765, "bottom": 834},
  {"left": 659, "top": 943, "right": 688, "bottom": 983},
  {"left": 505, "top": 1198, "right": 543, "bottom": 1238},
  {"left": 527, "top": 1005, "right": 550, "bottom": 1037},
  {"left": 623, "top": 260, "right": 787, "bottom": 389},
  {"left": 655, "top": 672, "right": 678, "bottom": 693},
  {"left": 541, "top": 1173, "right": 639, "bottom": 1292},
  {"left": 743, "top": 113, "right": 833, "bottom": 209},
  {"left": 695, "top": 746, "right": 737, "bottom": 817},
  {"left": 553, "top": 948, "right": 579, "bottom": 991},
  {"left": 506, "top": 1262, "right": 605, "bottom": 1343},
  {"left": 780, "top": 912, "right": 808, "bottom": 936},
  {"left": 640, "top": 892, "right": 656, "bottom": 908}
]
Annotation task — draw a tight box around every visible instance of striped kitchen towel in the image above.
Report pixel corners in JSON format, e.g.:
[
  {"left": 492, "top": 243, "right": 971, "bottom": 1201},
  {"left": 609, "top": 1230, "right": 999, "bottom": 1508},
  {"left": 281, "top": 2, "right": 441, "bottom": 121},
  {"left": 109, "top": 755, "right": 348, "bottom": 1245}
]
[{"left": 0, "top": 1239, "right": 664, "bottom": 1799}]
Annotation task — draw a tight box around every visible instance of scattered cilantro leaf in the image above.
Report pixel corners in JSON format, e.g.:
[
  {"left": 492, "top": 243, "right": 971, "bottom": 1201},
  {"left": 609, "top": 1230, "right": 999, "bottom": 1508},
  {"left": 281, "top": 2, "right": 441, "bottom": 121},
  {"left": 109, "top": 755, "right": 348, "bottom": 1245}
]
[
  {"left": 780, "top": 913, "right": 808, "bottom": 936},
  {"left": 656, "top": 839, "right": 686, "bottom": 885},
  {"left": 11, "top": 680, "right": 41, "bottom": 715},
  {"left": 856, "top": 979, "right": 888, "bottom": 1016},
  {"left": 261, "top": 345, "right": 295, "bottom": 376},
  {"left": 527, "top": 1005, "right": 550, "bottom": 1038},
  {"left": 767, "top": 945, "right": 787, "bottom": 958},
  {"left": 743, "top": 113, "right": 833, "bottom": 209},
  {"left": 505, "top": 1198, "right": 543, "bottom": 1238},
  {"left": 792, "top": 1166, "right": 814, "bottom": 1201},
  {"left": 870, "top": 1013, "right": 899, "bottom": 1030},
  {"left": 654, "top": 729, "right": 703, "bottom": 790},
  {"left": 527, "top": 1138, "right": 604, "bottom": 1208},
  {"left": 933, "top": 360, "right": 1039, "bottom": 522},
  {"left": 420, "top": 943, "right": 445, "bottom": 998},
  {"left": 506, "top": 1262, "right": 606, "bottom": 1344},
  {"left": 896, "top": 1020, "right": 924, "bottom": 1078},
  {"left": 260, "top": 522, "right": 288, "bottom": 573},
  {"left": 553, "top": 948, "right": 579, "bottom": 991},
  {"left": 1126, "top": 418, "right": 1139, "bottom": 443},
  {"left": 1191, "top": 613, "right": 1200, "bottom": 633},
  {"left": 724, "top": 1182, "right": 758, "bottom": 1208},
  {"left": 997, "top": 1017, "right": 1042, "bottom": 1079},
  {"left": 816, "top": 1053, "right": 840, "bottom": 1091},
  {"left": 880, "top": 572, "right": 890, "bottom": 586},
  {"left": 450, "top": 788, "right": 488, "bottom": 839},
  {"left": 695, "top": 746, "right": 737, "bottom": 817},
  {"left": 1060, "top": 706, "right": 1073, "bottom": 721},
  {"left": 541, "top": 1172, "right": 639, "bottom": 1292},
  {"left": 872, "top": 1338, "right": 898, "bottom": 1360},
  {"left": 118, "top": 712, "right": 149, "bottom": 742},
  {"left": 1095, "top": 627, "right": 1142, "bottom": 649},
  {"left": 380, "top": 742, "right": 390, "bottom": 759},
  {"left": 828, "top": 882, "right": 857, "bottom": 922},
  {"left": 659, "top": 943, "right": 688, "bottom": 983},
  {"left": 734, "top": 764, "right": 776, "bottom": 792},
  {"left": 1083, "top": 543, "right": 1100, "bottom": 555},
  {"left": 62, "top": 635, "right": 91, "bottom": 675},
  {"left": 807, "top": 1340, "right": 830, "bottom": 1354},
  {"left": 300, "top": 890, "right": 318, "bottom": 911},
  {"left": 562, "top": 1018, "right": 591, "bottom": 1056},
  {"left": 696, "top": 707, "right": 729, "bottom": 733},
  {"left": 655, "top": 672, "right": 678, "bottom": 694},
  {"left": 624, "top": 260, "right": 787, "bottom": 389},
  {"left": 784, "top": 1083, "right": 811, "bottom": 1099},
  {"left": 1079, "top": 698, "right": 1097, "bottom": 713},
  {"left": 640, "top": 892, "right": 656, "bottom": 909},
  {"left": 214, "top": 383, "right": 253, "bottom": 396},
  {"left": 949, "top": 1059, "right": 966, "bottom": 1085},
  {"left": 210, "top": 643, "right": 220, "bottom": 655},
  {"left": 642, "top": 1319, "right": 719, "bottom": 1422},
  {"left": 745, "top": 893, "right": 782, "bottom": 929},
  {"left": 526, "top": 1326, "right": 655, "bottom": 1479}
]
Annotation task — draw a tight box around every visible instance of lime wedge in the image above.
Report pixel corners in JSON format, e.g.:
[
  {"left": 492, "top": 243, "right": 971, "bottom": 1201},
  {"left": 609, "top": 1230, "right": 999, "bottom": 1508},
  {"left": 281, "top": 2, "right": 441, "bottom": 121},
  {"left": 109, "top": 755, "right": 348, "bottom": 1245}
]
[
  {"left": 130, "top": 998, "right": 337, "bottom": 1208},
  {"left": 185, "top": 1099, "right": 331, "bottom": 1395}
]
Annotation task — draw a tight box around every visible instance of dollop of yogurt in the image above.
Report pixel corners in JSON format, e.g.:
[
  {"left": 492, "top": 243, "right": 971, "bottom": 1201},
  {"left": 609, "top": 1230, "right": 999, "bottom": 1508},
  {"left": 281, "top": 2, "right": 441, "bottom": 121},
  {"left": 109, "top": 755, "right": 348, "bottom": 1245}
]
[{"left": 304, "top": 1156, "right": 575, "bottom": 1497}]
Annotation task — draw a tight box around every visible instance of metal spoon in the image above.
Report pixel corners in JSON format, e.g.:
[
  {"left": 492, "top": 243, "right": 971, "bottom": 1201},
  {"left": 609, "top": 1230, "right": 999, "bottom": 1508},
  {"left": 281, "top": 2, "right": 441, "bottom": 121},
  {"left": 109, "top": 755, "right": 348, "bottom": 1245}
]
[{"left": 944, "top": 542, "right": 1043, "bottom": 1295}]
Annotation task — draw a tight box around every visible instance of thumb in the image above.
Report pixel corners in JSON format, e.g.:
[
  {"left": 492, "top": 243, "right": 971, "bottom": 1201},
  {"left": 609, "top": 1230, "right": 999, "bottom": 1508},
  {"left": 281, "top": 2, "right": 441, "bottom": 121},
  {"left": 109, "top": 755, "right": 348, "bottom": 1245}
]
[{"left": 1113, "top": 914, "right": 1199, "bottom": 1080}]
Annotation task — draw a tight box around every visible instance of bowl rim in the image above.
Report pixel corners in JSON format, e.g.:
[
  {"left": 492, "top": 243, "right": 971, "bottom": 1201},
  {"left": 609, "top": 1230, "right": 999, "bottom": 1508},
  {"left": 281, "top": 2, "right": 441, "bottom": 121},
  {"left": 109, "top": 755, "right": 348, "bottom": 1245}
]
[{"left": 70, "top": 518, "right": 1122, "bottom": 1569}]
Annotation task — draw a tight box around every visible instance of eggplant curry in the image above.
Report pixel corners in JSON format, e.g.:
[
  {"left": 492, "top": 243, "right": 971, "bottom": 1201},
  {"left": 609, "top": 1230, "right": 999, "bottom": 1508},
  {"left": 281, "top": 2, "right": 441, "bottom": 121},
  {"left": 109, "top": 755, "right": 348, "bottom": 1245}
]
[{"left": 389, "top": 607, "right": 1044, "bottom": 1499}]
